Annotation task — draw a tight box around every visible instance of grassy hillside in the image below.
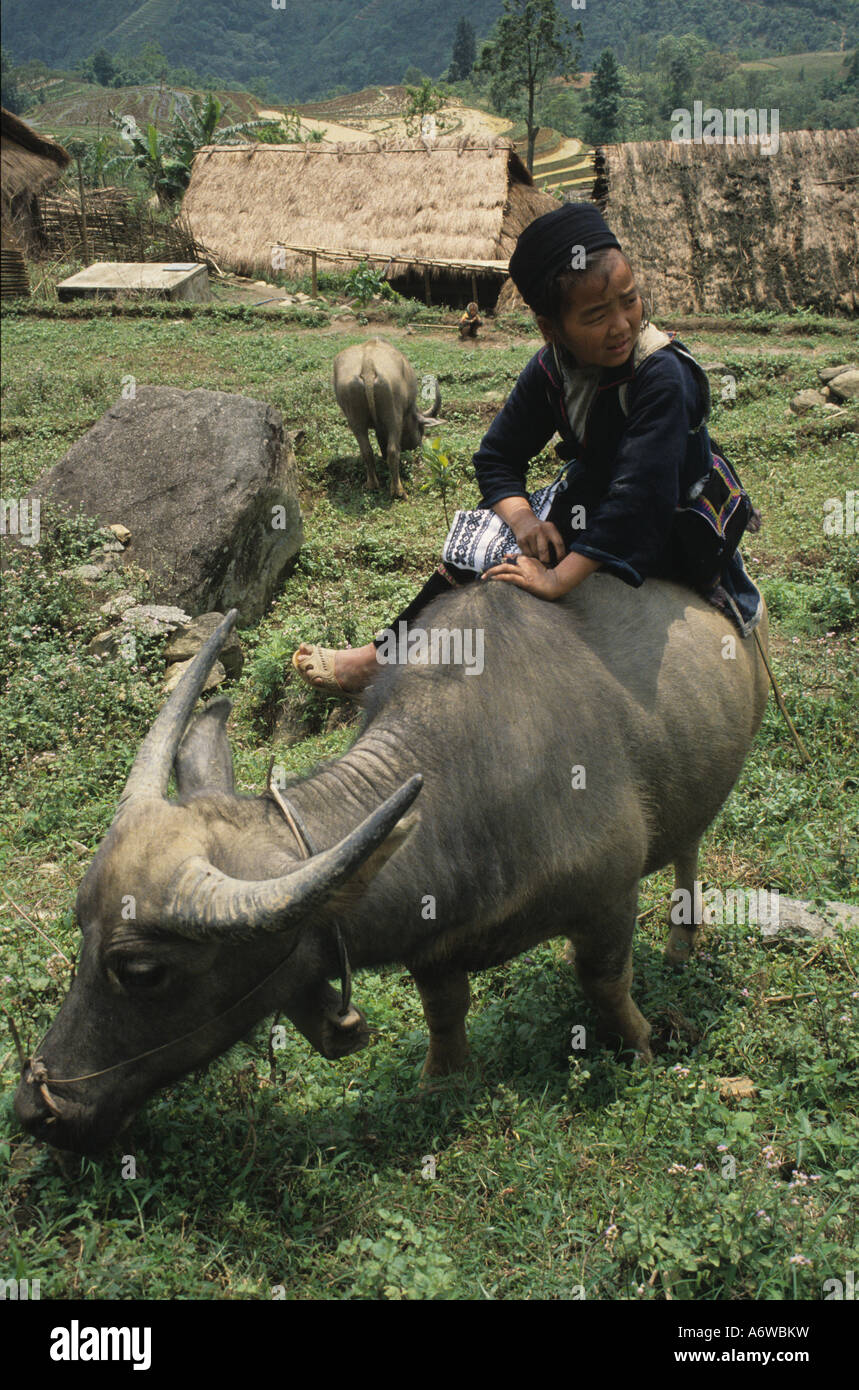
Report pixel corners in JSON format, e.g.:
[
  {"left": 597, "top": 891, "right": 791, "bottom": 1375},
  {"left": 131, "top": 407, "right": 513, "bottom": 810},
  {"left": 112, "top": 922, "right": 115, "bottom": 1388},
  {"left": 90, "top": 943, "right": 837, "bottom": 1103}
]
[
  {"left": 19, "top": 79, "right": 269, "bottom": 144},
  {"left": 4, "top": 0, "right": 856, "bottom": 103},
  {"left": 738, "top": 50, "right": 852, "bottom": 78}
]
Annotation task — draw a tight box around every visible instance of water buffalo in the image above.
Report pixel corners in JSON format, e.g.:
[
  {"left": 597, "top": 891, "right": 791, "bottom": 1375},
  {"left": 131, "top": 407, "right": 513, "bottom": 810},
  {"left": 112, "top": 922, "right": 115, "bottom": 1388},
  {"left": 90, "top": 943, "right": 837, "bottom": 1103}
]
[
  {"left": 332, "top": 338, "right": 442, "bottom": 498},
  {"left": 15, "top": 576, "right": 769, "bottom": 1154}
]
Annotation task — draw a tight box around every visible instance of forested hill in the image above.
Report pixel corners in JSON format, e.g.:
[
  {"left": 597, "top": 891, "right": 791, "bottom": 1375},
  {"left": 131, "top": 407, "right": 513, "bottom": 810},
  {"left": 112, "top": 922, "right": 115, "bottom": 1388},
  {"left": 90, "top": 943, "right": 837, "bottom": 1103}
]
[{"left": 3, "top": 0, "right": 856, "bottom": 102}]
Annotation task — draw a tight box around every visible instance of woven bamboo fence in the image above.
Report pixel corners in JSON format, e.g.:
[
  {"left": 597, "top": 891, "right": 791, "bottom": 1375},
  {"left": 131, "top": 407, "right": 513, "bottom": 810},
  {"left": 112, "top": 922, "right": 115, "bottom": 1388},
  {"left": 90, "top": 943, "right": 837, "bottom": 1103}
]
[{"left": 34, "top": 188, "right": 204, "bottom": 265}]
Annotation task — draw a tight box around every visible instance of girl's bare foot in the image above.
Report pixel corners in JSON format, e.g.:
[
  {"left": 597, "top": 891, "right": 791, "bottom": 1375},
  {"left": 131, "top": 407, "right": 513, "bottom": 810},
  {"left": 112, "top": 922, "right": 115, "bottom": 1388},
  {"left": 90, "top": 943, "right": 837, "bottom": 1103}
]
[{"left": 292, "top": 641, "right": 379, "bottom": 694}]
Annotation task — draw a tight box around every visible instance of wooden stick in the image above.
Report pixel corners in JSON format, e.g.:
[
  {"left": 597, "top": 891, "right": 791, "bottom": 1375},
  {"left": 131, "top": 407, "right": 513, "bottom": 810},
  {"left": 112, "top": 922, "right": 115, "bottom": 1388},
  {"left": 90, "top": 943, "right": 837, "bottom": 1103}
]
[
  {"left": 753, "top": 629, "right": 812, "bottom": 766},
  {"left": 0, "top": 886, "right": 73, "bottom": 964}
]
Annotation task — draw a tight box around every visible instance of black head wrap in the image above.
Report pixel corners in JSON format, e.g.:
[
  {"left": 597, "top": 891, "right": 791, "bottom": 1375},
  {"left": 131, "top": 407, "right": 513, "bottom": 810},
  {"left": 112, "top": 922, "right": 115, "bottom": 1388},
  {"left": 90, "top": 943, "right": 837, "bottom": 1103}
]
[{"left": 509, "top": 203, "right": 623, "bottom": 312}]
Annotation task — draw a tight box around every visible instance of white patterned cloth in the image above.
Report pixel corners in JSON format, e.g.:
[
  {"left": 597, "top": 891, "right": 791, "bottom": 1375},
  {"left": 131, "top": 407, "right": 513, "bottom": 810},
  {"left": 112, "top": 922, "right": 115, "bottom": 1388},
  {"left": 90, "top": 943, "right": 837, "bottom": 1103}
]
[{"left": 441, "top": 472, "right": 566, "bottom": 573}]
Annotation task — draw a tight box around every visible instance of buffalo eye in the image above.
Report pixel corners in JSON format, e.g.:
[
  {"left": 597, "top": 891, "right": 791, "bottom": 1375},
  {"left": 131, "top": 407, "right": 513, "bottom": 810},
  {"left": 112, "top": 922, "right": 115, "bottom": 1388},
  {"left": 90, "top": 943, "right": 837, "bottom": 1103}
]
[{"left": 107, "top": 958, "right": 169, "bottom": 992}]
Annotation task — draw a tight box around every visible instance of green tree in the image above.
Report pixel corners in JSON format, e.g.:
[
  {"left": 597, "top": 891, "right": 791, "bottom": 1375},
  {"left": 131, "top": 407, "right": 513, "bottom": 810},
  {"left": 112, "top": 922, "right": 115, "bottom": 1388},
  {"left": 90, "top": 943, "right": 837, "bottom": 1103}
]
[
  {"left": 91, "top": 48, "right": 116, "bottom": 86},
  {"left": 655, "top": 33, "right": 708, "bottom": 116},
  {"left": 168, "top": 92, "right": 280, "bottom": 161},
  {"left": 449, "top": 17, "right": 477, "bottom": 81},
  {"left": 109, "top": 95, "right": 285, "bottom": 205},
  {"left": 1, "top": 47, "right": 23, "bottom": 114},
  {"left": 107, "top": 116, "right": 188, "bottom": 207},
  {"left": 403, "top": 79, "right": 449, "bottom": 138},
  {"left": 476, "top": 0, "right": 581, "bottom": 171},
  {"left": 582, "top": 49, "right": 623, "bottom": 143}
]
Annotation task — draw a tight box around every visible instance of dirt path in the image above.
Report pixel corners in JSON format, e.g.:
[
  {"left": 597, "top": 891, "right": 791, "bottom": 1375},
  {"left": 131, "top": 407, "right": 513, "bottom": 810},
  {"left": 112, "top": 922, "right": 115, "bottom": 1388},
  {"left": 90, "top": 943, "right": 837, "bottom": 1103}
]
[{"left": 533, "top": 135, "right": 584, "bottom": 166}]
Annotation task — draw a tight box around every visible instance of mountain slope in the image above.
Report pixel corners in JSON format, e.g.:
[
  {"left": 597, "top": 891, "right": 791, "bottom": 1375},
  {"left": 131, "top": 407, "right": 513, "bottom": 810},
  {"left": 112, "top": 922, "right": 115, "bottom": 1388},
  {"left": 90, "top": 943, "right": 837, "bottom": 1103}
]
[{"left": 3, "top": 0, "right": 855, "bottom": 102}]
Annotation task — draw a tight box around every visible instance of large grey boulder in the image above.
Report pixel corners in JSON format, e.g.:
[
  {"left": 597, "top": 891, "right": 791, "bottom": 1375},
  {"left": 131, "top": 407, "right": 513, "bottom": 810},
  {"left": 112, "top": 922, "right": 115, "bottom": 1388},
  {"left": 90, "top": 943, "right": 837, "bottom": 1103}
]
[{"left": 35, "top": 386, "right": 303, "bottom": 624}]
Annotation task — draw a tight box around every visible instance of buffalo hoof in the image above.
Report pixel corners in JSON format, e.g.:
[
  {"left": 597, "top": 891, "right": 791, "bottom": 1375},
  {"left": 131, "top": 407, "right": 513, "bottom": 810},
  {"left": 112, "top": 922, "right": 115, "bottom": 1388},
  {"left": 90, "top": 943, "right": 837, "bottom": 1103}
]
[
  {"left": 419, "top": 1046, "right": 472, "bottom": 1086},
  {"left": 664, "top": 932, "right": 696, "bottom": 968}
]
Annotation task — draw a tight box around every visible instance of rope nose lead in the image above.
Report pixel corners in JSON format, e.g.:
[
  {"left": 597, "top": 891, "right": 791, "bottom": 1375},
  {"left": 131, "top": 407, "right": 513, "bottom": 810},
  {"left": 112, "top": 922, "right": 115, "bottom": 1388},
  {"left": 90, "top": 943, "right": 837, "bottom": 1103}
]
[{"left": 266, "top": 758, "right": 353, "bottom": 1015}]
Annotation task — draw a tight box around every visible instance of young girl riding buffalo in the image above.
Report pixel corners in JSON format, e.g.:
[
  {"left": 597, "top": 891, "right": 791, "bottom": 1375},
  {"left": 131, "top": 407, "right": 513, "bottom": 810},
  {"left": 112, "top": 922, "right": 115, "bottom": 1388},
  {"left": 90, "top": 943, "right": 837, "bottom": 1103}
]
[{"left": 293, "top": 202, "right": 761, "bottom": 694}]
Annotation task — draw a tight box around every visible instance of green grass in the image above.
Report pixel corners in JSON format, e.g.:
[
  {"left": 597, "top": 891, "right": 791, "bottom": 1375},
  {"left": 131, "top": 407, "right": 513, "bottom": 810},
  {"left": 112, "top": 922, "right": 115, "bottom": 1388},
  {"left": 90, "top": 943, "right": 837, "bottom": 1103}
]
[
  {"left": 738, "top": 51, "right": 851, "bottom": 79},
  {"left": 0, "top": 302, "right": 857, "bottom": 1300}
]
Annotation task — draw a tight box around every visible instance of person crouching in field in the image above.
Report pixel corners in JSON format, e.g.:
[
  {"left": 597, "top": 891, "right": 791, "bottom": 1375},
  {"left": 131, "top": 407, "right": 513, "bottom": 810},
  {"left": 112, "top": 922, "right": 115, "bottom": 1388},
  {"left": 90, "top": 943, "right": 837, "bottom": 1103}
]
[{"left": 293, "top": 202, "right": 762, "bottom": 695}]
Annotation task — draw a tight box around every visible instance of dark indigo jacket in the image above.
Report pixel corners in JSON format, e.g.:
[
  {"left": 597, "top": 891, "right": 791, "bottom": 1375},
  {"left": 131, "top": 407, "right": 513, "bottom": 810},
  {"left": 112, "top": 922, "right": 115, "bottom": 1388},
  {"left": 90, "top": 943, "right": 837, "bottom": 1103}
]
[{"left": 472, "top": 333, "right": 716, "bottom": 587}]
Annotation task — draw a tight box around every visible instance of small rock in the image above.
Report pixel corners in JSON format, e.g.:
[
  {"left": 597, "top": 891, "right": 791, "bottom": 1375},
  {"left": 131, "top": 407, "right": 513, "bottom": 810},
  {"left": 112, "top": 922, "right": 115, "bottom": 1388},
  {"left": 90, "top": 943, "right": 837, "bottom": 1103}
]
[
  {"left": 121, "top": 604, "right": 192, "bottom": 638},
  {"left": 88, "top": 629, "right": 121, "bottom": 659},
  {"left": 819, "top": 363, "right": 858, "bottom": 384},
  {"left": 163, "top": 612, "right": 244, "bottom": 679},
  {"left": 102, "top": 540, "right": 125, "bottom": 554},
  {"left": 163, "top": 657, "right": 226, "bottom": 694},
  {"left": 62, "top": 564, "right": 110, "bottom": 582},
  {"left": 826, "top": 368, "right": 859, "bottom": 402},
  {"left": 760, "top": 897, "right": 859, "bottom": 940},
  {"left": 37, "top": 862, "right": 61, "bottom": 876},
  {"left": 718, "top": 1076, "right": 756, "bottom": 1101},
  {"left": 99, "top": 593, "right": 138, "bottom": 619},
  {"left": 789, "top": 389, "right": 828, "bottom": 414},
  {"left": 108, "top": 523, "right": 132, "bottom": 545}
]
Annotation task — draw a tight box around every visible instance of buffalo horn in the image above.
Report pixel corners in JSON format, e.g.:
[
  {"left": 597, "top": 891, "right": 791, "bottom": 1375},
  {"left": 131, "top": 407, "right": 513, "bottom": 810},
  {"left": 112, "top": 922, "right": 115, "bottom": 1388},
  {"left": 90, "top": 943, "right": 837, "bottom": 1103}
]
[
  {"left": 117, "top": 610, "right": 239, "bottom": 811},
  {"left": 163, "top": 774, "right": 423, "bottom": 938}
]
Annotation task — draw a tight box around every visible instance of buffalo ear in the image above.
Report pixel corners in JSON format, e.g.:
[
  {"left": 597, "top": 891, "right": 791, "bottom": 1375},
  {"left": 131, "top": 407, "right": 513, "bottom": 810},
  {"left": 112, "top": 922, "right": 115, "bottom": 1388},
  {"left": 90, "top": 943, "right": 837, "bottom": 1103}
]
[
  {"left": 328, "top": 809, "right": 419, "bottom": 907},
  {"left": 174, "top": 696, "right": 235, "bottom": 796}
]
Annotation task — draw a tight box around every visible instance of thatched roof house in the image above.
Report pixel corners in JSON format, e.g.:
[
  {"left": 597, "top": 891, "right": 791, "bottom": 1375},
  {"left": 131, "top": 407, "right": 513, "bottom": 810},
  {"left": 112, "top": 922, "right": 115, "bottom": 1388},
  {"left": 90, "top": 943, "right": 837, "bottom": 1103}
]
[
  {"left": 1, "top": 106, "right": 71, "bottom": 254},
  {"left": 595, "top": 128, "right": 858, "bottom": 316},
  {"left": 182, "top": 134, "right": 558, "bottom": 304}
]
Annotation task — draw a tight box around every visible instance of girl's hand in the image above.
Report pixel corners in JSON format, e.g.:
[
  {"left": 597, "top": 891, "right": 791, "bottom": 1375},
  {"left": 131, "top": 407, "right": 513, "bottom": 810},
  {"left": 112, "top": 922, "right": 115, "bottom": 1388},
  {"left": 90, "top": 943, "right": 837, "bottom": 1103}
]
[
  {"left": 480, "top": 554, "right": 565, "bottom": 601},
  {"left": 511, "top": 515, "right": 565, "bottom": 566}
]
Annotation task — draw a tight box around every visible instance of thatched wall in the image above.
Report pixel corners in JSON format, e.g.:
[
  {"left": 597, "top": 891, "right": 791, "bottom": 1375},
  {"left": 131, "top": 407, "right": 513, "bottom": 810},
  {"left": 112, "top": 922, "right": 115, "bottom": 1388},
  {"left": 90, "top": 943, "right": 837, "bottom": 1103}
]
[
  {"left": 596, "top": 129, "right": 858, "bottom": 316},
  {"left": 181, "top": 135, "right": 558, "bottom": 287},
  {"left": 1, "top": 107, "right": 70, "bottom": 252}
]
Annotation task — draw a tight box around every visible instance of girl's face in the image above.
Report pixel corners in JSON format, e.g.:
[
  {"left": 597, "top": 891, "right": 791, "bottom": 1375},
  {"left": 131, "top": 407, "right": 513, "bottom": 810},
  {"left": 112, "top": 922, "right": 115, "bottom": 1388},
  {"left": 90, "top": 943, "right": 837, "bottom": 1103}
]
[{"left": 536, "top": 250, "right": 643, "bottom": 368}]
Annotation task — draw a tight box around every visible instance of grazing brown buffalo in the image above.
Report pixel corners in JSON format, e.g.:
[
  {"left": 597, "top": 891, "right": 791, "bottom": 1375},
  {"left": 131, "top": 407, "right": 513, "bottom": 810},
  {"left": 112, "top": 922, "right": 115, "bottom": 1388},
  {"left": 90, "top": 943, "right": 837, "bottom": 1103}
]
[{"left": 332, "top": 338, "right": 442, "bottom": 498}]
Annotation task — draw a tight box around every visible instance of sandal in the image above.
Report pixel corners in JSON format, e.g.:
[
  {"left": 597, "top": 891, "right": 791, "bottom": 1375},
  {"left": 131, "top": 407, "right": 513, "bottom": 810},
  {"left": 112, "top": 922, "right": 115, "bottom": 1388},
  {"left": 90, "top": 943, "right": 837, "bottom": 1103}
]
[{"left": 291, "top": 644, "right": 348, "bottom": 696}]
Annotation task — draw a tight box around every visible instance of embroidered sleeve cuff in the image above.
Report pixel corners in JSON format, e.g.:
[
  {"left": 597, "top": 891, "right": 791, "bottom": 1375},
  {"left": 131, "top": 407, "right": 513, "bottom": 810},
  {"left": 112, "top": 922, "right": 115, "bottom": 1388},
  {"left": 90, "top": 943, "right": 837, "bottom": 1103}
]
[{"left": 567, "top": 542, "right": 644, "bottom": 587}]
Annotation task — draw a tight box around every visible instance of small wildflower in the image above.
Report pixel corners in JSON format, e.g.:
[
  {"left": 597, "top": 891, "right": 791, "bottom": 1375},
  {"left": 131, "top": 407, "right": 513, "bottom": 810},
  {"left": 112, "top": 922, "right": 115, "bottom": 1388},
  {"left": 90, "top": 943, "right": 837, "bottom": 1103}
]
[{"left": 789, "top": 1254, "right": 812, "bottom": 1267}]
